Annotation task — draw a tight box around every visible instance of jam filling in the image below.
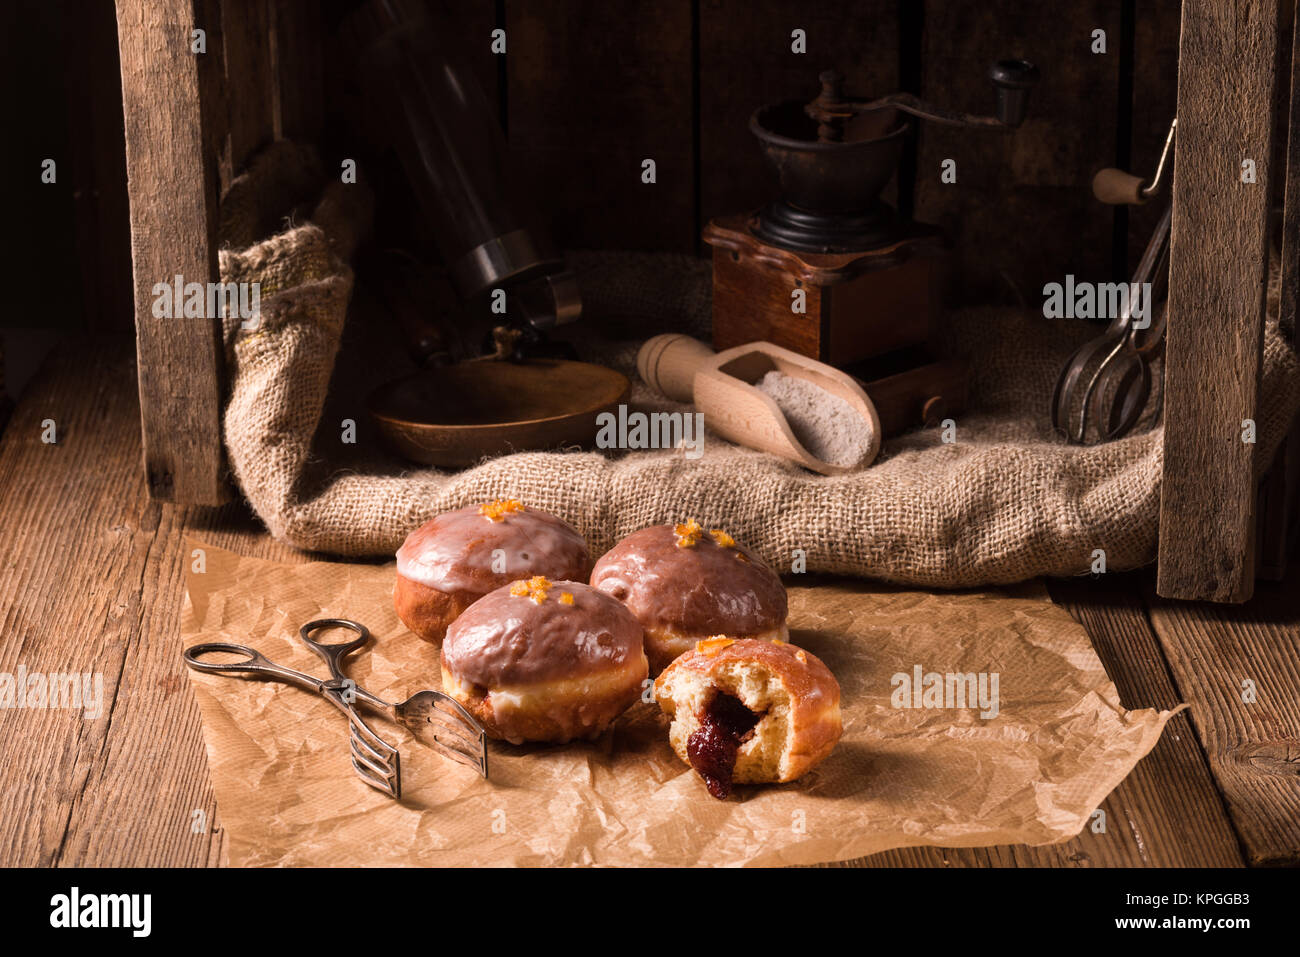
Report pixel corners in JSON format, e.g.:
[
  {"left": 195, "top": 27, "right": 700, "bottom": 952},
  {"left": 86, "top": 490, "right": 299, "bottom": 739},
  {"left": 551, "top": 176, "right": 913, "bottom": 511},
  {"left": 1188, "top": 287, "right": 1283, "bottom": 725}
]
[{"left": 686, "top": 692, "right": 763, "bottom": 799}]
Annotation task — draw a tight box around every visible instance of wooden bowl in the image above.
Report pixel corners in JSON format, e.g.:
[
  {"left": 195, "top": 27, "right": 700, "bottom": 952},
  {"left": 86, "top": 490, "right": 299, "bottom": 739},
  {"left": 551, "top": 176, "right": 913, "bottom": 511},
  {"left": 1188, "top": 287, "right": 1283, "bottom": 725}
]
[{"left": 367, "top": 359, "right": 630, "bottom": 467}]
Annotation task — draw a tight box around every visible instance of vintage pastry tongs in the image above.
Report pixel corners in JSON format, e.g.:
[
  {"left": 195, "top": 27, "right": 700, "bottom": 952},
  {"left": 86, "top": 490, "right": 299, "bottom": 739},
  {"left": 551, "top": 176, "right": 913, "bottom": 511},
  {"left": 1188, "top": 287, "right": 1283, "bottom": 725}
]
[
  {"left": 184, "top": 618, "right": 488, "bottom": 798},
  {"left": 1052, "top": 119, "right": 1176, "bottom": 444}
]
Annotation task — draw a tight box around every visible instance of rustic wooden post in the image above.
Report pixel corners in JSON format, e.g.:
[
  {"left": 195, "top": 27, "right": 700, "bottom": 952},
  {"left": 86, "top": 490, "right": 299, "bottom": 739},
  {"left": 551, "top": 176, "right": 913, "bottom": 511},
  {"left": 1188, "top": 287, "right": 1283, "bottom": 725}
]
[
  {"left": 1157, "top": 0, "right": 1285, "bottom": 602},
  {"left": 1257, "top": 3, "right": 1300, "bottom": 580},
  {"left": 115, "top": 0, "right": 229, "bottom": 504}
]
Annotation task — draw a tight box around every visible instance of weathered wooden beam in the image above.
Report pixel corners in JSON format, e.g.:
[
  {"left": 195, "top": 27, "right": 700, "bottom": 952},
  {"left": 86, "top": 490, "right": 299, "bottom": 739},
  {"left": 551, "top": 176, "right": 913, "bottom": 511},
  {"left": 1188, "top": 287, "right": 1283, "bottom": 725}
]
[
  {"left": 116, "top": 0, "right": 229, "bottom": 505},
  {"left": 1157, "top": 0, "right": 1283, "bottom": 602}
]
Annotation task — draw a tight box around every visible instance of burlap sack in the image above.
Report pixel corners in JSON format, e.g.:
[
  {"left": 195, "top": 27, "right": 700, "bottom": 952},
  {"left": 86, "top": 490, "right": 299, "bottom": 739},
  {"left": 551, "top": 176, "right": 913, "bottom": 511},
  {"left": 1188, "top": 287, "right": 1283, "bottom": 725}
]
[{"left": 219, "top": 144, "right": 1300, "bottom": 587}]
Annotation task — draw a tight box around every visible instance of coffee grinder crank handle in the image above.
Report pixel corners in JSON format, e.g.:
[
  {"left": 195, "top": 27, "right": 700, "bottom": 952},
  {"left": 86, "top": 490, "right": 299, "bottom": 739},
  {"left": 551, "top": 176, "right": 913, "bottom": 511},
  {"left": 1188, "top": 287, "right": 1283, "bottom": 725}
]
[
  {"left": 806, "top": 59, "right": 1040, "bottom": 140},
  {"left": 1092, "top": 118, "right": 1177, "bottom": 205}
]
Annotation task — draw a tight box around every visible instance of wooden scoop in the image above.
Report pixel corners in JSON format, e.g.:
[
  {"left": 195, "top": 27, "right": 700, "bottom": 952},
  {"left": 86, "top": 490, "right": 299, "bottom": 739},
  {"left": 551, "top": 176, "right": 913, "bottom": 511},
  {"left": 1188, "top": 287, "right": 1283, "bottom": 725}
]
[{"left": 637, "top": 334, "right": 881, "bottom": 474}]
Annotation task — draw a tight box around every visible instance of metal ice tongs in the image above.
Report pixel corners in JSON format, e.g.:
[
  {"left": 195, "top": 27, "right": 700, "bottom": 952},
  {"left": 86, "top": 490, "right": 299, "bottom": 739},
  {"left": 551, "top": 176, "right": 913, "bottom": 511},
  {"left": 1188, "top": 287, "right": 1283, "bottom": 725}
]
[{"left": 184, "top": 618, "right": 488, "bottom": 798}]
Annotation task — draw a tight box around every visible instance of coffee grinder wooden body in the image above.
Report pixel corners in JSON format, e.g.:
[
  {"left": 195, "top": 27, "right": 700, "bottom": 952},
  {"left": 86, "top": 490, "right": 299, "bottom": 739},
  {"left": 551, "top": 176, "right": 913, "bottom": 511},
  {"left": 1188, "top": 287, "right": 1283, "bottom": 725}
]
[
  {"left": 705, "top": 214, "right": 947, "bottom": 363},
  {"left": 704, "top": 214, "right": 965, "bottom": 435}
]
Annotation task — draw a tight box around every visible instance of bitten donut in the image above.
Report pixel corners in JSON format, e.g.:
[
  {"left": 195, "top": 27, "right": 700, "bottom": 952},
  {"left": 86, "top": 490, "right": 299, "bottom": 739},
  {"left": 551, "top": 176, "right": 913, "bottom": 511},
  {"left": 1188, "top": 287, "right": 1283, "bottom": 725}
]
[
  {"left": 394, "top": 500, "right": 591, "bottom": 643},
  {"left": 655, "top": 637, "right": 842, "bottom": 799},
  {"left": 441, "top": 577, "right": 649, "bottom": 744},
  {"left": 589, "top": 520, "right": 788, "bottom": 674}
]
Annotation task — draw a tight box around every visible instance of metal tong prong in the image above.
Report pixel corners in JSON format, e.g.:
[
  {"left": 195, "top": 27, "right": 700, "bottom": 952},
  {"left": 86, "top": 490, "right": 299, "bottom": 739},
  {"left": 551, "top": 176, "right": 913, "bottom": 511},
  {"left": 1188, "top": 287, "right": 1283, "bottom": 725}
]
[
  {"left": 421, "top": 699, "right": 490, "bottom": 778},
  {"left": 291, "top": 619, "right": 489, "bottom": 783},
  {"left": 344, "top": 704, "right": 402, "bottom": 799},
  {"left": 183, "top": 618, "right": 490, "bottom": 799},
  {"left": 296, "top": 620, "right": 405, "bottom": 798},
  {"left": 1051, "top": 203, "right": 1172, "bottom": 445}
]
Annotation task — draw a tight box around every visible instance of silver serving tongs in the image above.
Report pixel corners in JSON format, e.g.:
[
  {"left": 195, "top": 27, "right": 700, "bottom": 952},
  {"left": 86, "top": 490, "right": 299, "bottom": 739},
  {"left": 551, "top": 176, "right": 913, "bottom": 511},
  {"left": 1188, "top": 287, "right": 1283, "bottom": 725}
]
[
  {"left": 184, "top": 618, "right": 488, "bottom": 798},
  {"left": 1050, "top": 204, "right": 1171, "bottom": 443},
  {"left": 1051, "top": 118, "right": 1177, "bottom": 444}
]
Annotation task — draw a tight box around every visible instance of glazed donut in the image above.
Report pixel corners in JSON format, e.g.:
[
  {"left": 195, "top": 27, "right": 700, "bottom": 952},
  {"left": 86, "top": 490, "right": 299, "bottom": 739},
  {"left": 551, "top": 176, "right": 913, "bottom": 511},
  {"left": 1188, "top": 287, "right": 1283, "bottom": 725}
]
[
  {"left": 589, "top": 521, "right": 788, "bottom": 674},
  {"left": 440, "top": 577, "right": 648, "bottom": 744},
  {"left": 394, "top": 500, "right": 591, "bottom": 643},
  {"left": 655, "top": 637, "right": 842, "bottom": 799}
]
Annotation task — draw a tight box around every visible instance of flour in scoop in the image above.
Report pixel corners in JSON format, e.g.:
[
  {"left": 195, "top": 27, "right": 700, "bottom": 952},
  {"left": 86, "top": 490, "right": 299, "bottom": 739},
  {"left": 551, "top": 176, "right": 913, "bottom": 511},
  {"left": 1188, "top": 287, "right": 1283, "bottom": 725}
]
[{"left": 756, "top": 370, "right": 872, "bottom": 467}]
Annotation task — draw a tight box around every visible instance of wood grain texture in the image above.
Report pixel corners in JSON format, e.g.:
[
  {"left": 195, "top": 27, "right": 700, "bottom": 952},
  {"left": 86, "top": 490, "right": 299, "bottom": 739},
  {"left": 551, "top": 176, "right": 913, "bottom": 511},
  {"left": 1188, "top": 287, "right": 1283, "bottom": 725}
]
[
  {"left": 0, "top": 339, "right": 303, "bottom": 866},
  {"left": 1046, "top": 574, "right": 1246, "bottom": 866},
  {"left": 697, "top": 0, "right": 901, "bottom": 228},
  {"left": 1261, "top": 0, "right": 1300, "bottom": 591},
  {"left": 220, "top": 0, "right": 274, "bottom": 176},
  {"left": 1157, "top": 0, "right": 1282, "bottom": 602},
  {"left": 1147, "top": 571, "right": 1300, "bottom": 866},
  {"left": 913, "top": 0, "right": 1121, "bottom": 304},
  {"left": 0, "top": 341, "right": 219, "bottom": 865},
  {"left": 506, "top": 0, "right": 696, "bottom": 251},
  {"left": 710, "top": 245, "right": 826, "bottom": 357},
  {"left": 115, "top": 0, "right": 229, "bottom": 506},
  {"left": 704, "top": 216, "right": 942, "bottom": 364}
]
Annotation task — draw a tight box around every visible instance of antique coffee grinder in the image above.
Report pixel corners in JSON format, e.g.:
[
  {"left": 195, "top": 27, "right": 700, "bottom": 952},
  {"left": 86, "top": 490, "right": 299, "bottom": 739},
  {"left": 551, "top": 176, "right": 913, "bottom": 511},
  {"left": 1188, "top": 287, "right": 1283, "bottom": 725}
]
[{"left": 704, "top": 60, "right": 1038, "bottom": 434}]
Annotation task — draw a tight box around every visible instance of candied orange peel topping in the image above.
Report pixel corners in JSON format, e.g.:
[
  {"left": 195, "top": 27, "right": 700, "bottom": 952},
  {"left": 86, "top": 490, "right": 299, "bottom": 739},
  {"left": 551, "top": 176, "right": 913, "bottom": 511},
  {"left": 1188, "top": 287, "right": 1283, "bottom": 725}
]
[
  {"left": 510, "top": 575, "right": 551, "bottom": 604},
  {"left": 674, "top": 518, "right": 704, "bottom": 547},
  {"left": 696, "top": 636, "right": 735, "bottom": 656},
  {"left": 559, "top": 592, "right": 575, "bottom": 605},
  {"left": 795, "top": 649, "right": 808, "bottom": 664},
  {"left": 709, "top": 528, "right": 736, "bottom": 548},
  {"left": 480, "top": 498, "right": 525, "bottom": 522}
]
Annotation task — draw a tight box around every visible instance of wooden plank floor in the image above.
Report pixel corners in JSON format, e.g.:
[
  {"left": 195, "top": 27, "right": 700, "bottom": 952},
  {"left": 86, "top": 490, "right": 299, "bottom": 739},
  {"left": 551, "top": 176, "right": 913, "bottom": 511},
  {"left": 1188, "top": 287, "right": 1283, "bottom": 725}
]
[
  {"left": 1146, "top": 580, "right": 1300, "bottom": 866},
  {"left": 1, "top": 338, "right": 1294, "bottom": 867}
]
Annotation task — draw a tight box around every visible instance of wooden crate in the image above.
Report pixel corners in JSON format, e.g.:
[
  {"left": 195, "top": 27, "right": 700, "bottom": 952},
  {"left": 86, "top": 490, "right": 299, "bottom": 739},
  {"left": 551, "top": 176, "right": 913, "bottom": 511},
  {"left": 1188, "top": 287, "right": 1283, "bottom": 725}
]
[
  {"left": 1156, "top": 0, "right": 1299, "bottom": 601},
  {"left": 115, "top": 0, "right": 1300, "bottom": 601},
  {"left": 116, "top": 0, "right": 327, "bottom": 506}
]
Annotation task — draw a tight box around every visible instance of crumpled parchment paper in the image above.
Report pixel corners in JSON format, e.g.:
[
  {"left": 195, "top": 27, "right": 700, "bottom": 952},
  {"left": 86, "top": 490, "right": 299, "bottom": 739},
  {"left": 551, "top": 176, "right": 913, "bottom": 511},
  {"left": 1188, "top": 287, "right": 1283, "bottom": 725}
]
[{"left": 182, "top": 541, "right": 1181, "bottom": 866}]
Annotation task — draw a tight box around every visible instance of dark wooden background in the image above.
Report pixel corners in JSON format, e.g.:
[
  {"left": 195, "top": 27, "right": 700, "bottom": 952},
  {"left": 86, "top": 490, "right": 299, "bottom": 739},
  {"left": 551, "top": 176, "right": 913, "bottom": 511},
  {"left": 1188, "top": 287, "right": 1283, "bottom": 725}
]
[
  {"left": 491, "top": 0, "right": 1184, "bottom": 304},
  {"left": 8, "top": 0, "right": 1185, "bottom": 345}
]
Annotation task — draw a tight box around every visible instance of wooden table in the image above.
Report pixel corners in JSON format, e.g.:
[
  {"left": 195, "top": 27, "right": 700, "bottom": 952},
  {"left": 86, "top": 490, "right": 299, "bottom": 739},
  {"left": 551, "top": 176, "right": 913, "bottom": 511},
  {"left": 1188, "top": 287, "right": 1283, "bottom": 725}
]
[{"left": 1, "top": 338, "right": 1297, "bottom": 867}]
